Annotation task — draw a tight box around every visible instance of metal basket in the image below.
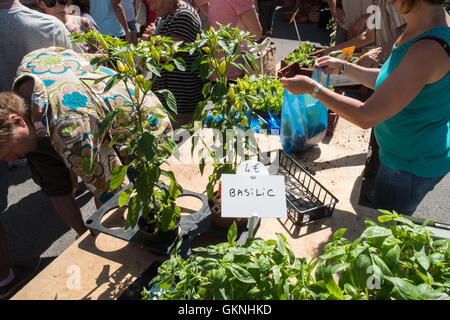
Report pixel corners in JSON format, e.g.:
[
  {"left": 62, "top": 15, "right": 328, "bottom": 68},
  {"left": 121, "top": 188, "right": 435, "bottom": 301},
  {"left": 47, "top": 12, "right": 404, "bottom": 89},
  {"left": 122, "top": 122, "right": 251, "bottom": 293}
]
[{"left": 278, "top": 150, "right": 339, "bottom": 225}]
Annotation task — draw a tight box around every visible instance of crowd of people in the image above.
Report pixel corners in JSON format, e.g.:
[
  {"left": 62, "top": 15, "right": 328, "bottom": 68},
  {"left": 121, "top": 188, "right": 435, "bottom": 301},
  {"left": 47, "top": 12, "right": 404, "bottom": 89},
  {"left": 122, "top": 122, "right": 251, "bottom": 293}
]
[{"left": 0, "top": 0, "right": 448, "bottom": 300}]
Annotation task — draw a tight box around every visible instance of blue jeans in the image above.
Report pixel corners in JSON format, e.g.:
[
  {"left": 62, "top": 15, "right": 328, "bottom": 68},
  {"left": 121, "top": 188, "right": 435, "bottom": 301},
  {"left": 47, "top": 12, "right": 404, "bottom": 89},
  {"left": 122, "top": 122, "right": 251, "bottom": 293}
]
[{"left": 373, "top": 164, "right": 445, "bottom": 216}]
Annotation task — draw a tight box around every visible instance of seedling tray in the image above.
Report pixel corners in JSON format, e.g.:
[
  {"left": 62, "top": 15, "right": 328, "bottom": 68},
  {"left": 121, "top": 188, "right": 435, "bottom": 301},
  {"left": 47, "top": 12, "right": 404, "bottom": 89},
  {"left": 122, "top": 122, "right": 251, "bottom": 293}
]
[
  {"left": 277, "top": 150, "right": 339, "bottom": 225},
  {"left": 85, "top": 184, "right": 257, "bottom": 258}
]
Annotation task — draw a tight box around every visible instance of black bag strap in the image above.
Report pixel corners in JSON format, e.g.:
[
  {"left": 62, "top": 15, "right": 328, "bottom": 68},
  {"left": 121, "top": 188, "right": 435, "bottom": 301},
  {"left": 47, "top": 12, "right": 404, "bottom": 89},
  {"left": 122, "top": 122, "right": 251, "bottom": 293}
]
[{"left": 414, "top": 35, "right": 450, "bottom": 56}]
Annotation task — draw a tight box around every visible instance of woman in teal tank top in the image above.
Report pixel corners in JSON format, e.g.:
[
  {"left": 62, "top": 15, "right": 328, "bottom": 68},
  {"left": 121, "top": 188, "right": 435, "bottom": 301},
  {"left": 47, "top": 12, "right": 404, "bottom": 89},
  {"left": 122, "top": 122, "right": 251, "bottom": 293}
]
[{"left": 280, "top": 0, "right": 449, "bottom": 216}]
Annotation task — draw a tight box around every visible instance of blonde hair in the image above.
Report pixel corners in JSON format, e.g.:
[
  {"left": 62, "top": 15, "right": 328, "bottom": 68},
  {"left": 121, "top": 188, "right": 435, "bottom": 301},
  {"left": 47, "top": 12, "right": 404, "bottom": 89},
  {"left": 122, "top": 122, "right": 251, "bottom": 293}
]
[{"left": 0, "top": 92, "right": 27, "bottom": 145}]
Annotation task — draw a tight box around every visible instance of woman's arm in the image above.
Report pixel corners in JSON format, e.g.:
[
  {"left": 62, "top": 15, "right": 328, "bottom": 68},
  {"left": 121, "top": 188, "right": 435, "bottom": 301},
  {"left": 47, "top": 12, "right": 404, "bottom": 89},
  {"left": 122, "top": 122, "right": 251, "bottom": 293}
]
[
  {"left": 312, "top": 29, "right": 375, "bottom": 57},
  {"left": 315, "top": 56, "right": 380, "bottom": 89},
  {"left": 281, "top": 40, "right": 450, "bottom": 130},
  {"left": 239, "top": 7, "right": 262, "bottom": 41}
]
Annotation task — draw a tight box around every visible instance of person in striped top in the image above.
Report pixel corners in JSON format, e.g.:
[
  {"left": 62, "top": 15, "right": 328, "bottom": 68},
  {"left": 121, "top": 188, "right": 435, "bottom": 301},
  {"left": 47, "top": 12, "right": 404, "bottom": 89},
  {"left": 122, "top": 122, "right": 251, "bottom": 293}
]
[{"left": 143, "top": 0, "right": 204, "bottom": 129}]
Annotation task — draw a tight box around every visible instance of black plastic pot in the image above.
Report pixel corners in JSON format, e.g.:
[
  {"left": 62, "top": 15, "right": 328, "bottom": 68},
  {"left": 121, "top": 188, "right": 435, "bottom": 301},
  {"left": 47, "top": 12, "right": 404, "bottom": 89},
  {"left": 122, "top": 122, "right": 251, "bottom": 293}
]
[{"left": 137, "top": 216, "right": 180, "bottom": 249}]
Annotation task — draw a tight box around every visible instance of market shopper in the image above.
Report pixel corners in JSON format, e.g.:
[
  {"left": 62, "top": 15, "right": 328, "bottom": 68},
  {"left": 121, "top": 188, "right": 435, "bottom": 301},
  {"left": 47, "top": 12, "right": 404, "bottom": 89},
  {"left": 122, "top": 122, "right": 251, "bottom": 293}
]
[
  {"left": 0, "top": 0, "right": 83, "bottom": 299},
  {"left": 192, "top": 0, "right": 262, "bottom": 80},
  {"left": 89, "top": 0, "right": 132, "bottom": 42},
  {"left": 0, "top": 46, "right": 172, "bottom": 208},
  {"left": 36, "top": 0, "right": 98, "bottom": 54},
  {"left": 67, "top": 0, "right": 99, "bottom": 30},
  {"left": 327, "top": 0, "right": 373, "bottom": 44},
  {"left": 281, "top": 0, "right": 450, "bottom": 216},
  {"left": 256, "top": 0, "right": 277, "bottom": 39},
  {"left": 142, "top": 0, "right": 204, "bottom": 129},
  {"left": 315, "top": 0, "right": 407, "bottom": 66}
]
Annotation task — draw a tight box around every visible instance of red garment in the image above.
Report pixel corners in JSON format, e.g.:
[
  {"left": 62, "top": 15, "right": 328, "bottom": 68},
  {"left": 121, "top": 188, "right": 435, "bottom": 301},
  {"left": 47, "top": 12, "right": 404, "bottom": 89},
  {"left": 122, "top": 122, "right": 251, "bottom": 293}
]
[{"left": 144, "top": 0, "right": 158, "bottom": 25}]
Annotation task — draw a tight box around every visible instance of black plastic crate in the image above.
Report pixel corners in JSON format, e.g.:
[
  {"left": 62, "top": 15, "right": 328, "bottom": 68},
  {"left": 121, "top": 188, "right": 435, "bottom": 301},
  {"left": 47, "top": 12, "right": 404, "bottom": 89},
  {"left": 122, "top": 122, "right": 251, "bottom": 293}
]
[{"left": 278, "top": 150, "right": 339, "bottom": 225}]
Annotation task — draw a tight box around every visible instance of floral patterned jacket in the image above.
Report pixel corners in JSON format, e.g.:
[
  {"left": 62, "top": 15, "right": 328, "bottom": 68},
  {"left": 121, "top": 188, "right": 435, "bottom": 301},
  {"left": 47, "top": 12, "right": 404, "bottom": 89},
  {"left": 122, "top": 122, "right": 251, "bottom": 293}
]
[{"left": 13, "top": 47, "right": 172, "bottom": 204}]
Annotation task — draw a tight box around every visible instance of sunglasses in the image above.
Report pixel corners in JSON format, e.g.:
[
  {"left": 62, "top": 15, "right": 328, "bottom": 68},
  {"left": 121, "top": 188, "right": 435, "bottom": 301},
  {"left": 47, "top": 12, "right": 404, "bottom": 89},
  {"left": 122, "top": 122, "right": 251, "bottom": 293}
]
[{"left": 42, "top": 0, "right": 68, "bottom": 8}]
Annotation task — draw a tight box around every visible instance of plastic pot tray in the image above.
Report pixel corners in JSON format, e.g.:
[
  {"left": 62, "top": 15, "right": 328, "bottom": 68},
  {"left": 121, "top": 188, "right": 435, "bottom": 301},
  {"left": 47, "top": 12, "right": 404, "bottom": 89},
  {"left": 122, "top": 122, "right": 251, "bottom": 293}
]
[{"left": 85, "top": 184, "right": 257, "bottom": 258}]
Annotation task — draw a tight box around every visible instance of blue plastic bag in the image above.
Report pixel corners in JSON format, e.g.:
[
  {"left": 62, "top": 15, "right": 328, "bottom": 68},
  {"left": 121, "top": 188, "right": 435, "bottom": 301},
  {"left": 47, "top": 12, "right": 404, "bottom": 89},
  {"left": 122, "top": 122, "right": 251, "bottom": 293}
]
[{"left": 280, "top": 69, "right": 329, "bottom": 153}]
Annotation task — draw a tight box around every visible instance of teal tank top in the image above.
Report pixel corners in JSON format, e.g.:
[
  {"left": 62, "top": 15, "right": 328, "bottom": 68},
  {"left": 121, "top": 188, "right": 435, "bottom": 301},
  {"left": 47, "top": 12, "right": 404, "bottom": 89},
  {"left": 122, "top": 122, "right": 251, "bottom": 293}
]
[{"left": 374, "top": 26, "right": 450, "bottom": 178}]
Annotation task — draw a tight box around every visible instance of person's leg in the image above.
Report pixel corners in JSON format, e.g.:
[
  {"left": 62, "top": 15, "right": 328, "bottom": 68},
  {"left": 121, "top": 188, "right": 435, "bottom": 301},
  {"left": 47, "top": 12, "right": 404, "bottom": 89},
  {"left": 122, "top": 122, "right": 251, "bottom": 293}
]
[
  {"left": 373, "top": 164, "right": 445, "bottom": 216},
  {"left": 266, "top": 0, "right": 278, "bottom": 35},
  {"left": 257, "top": 0, "right": 270, "bottom": 35}
]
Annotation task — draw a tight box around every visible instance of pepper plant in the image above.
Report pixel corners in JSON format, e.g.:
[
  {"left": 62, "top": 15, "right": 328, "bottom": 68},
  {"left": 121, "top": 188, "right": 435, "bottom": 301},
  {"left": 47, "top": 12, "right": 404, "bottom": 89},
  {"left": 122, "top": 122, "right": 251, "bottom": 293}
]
[
  {"left": 71, "top": 31, "right": 184, "bottom": 233},
  {"left": 184, "top": 24, "right": 269, "bottom": 201}
]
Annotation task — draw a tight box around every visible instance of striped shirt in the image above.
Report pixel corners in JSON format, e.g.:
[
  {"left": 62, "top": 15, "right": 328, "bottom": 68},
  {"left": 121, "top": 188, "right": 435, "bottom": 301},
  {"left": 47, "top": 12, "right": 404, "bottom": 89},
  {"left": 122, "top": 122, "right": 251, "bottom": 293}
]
[
  {"left": 152, "top": 2, "right": 204, "bottom": 114},
  {"left": 373, "top": 0, "right": 407, "bottom": 47}
]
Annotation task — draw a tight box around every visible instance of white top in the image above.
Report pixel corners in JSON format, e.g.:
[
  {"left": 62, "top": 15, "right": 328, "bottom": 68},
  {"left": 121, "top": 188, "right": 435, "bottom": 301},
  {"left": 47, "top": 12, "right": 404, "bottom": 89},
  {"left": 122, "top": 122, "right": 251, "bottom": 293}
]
[
  {"left": 340, "top": 0, "right": 373, "bottom": 31},
  {"left": 0, "top": 5, "right": 80, "bottom": 91}
]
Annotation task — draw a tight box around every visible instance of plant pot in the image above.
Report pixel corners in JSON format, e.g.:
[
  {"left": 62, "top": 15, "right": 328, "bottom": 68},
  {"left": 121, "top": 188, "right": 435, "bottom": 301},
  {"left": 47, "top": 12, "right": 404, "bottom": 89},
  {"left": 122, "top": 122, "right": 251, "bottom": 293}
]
[
  {"left": 278, "top": 61, "right": 314, "bottom": 78},
  {"left": 209, "top": 191, "right": 248, "bottom": 230},
  {"left": 326, "top": 110, "right": 339, "bottom": 137},
  {"left": 138, "top": 216, "right": 180, "bottom": 249}
]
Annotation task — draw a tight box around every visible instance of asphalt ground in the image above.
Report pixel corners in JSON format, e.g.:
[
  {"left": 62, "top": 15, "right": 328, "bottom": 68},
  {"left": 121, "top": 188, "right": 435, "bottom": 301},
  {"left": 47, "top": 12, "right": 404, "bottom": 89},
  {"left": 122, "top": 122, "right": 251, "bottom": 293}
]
[{"left": 1, "top": 6, "right": 449, "bottom": 295}]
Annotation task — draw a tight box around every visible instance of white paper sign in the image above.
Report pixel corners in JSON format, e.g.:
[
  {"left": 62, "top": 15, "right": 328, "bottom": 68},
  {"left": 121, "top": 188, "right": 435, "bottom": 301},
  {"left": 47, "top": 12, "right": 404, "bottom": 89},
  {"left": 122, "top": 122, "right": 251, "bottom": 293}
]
[{"left": 221, "top": 174, "right": 287, "bottom": 218}]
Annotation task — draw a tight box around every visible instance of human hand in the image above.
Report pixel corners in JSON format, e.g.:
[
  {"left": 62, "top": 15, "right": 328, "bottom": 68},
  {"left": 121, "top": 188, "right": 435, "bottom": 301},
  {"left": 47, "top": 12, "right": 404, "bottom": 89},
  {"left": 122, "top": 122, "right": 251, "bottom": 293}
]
[
  {"left": 141, "top": 23, "right": 156, "bottom": 41},
  {"left": 356, "top": 48, "right": 382, "bottom": 68},
  {"left": 125, "top": 31, "right": 132, "bottom": 43},
  {"left": 310, "top": 48, "right": 332, "bottom": 57},
  {"left": 193, "top": 0, "right": 209, "bottom": 14},
  {"left": 280, "top": 75, "right": 317, "bottom": 95},
  {"left": 314, "top": 56, "right": 345, "bottom": 74},
  {"left": 331, "top": 8, "right": 345, "bottom": 25}
]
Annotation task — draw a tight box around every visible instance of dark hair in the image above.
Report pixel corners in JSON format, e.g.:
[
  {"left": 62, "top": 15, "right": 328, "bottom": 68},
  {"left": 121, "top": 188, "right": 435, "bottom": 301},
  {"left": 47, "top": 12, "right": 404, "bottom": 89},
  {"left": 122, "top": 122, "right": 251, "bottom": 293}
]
[{"left": 393, "top": 0, "right": 445, "bottom": 13}]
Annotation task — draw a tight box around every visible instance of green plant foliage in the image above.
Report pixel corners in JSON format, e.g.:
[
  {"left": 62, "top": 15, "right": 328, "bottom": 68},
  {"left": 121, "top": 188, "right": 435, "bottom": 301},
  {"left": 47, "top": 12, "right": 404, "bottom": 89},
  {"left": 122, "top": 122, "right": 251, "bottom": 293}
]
[
  {"left": 144, "top": 211, "right": 450, "bottom": 300},
  {"left": 284, "top": 42, "right": 317, "bottom": 67},
  {"left": 184, "top": 24, "right": 271, "bottom": 201},
  {"left": 241, "top": 75, "right": 284, "bottom": 117},
  {"left": 142, "top": 222, "right": 318, "bottom": 300},
  {"left": 71, "top": 31, "right": 184, "bottom": 233}
]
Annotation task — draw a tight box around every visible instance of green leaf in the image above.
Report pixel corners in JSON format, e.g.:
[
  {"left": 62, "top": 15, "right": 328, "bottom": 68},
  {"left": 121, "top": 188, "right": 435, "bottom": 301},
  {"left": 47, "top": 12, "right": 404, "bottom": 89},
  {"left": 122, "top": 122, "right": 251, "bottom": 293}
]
[
  {"left": 110, "top": 165, "right": 129, "bottom": 189},
  {"left": 125, "top": 195, "right": 140, "bottom": 230},
  {"left": 163, "top": 64, "right": 175, "bottom": 72},
  {"left": 382, "top": 244, "right": 401, "bottom": 270},
  {"left": 272, "top": 265, "right": 281, "bottom": 285},
  {"left": 137, "top": 131, "right": 157, "bottom": 162},
  {"left": 157, "top": 89, "right": 177, "bottom": 113},
  {"left": 118, "top": 187, "right": 133, "bottom": 207},
  {"left": 173, "top": 58, "right": 186, "bottom": 71},
  {"left": 325, "top": 275, "right": 344, "bottom": 300},
  {"left": 384, "top": 276, "right": 421, "bottom": 300},
  {"left": 228, "top": 263, "right": 256, "bottom": 284},
  {"left": 332, "top": 228, "right": 347, "bottom": 241},
  {"left": 227, "top": 221, "right": 237, "bottom": 243},
  {"left": 276, "top": 233, "right": 287, "bottom": 257},
  {"left": 378, "top": 215, "right": 393, "bottom": 223},
  {"left": 361, "top": 226, "right": 392, "bottom": 239},
  {"left": 413, "top": 242, "right": 430, "bottom": 271},
  {"left": 104, "top": 74, "right": 121, "bottom": 93}
]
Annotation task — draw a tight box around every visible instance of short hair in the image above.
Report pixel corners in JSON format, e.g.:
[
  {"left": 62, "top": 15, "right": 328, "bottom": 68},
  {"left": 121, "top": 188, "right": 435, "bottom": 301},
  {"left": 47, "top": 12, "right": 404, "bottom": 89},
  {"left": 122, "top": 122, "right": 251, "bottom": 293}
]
[
  {"left": 0, "top": 92, "right": 27, "bottom": 145},
  {"left": 393, "top": 0, "right": 445, "bottom": 13}
]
